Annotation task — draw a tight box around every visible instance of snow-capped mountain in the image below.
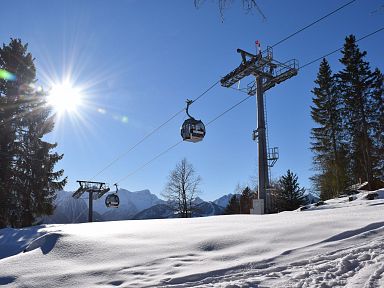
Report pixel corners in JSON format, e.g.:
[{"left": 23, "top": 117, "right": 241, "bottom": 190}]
[
  {"left": 41, "top": 189, "right": 164, "bottom": 223},
  {"left": 134, "top": 200, "right": 225, "bottom": 220},
  {"left": 42, "top": 189, "right": 232, "bottom": 224},
  {"left": 213, "top": 193, "right": 234, "bottom": 208},
  {"left": 133, "top": 204, "right": 176, "bottom": 220}
]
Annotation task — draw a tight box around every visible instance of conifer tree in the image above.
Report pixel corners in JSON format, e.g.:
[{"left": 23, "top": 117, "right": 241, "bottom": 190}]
[
  {"left": 310, "top": 58, "right": 349, "bottom": 199},
  {"left": 224, "top": 195, "right": 240, "bottom": 214},
  {"left": 337, "top": 35, "right": 383, "bottom": 189},
  {"left": 239, "top": 186, "right": 253, "bottom": 214},
  {"left": 0, "top": 39, "right": 66, "bottom": 227},
  {"left": 370, "top": 68, "right": 384, "bottom": 183},
  {"left": 277, "top": 170, "right": 306, "bottom": 211}
]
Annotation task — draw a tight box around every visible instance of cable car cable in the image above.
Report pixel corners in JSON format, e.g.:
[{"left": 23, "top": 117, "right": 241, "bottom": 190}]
[
  {"left": 98, "top": 24, "right": 384, "bottom": 187},
  {"left": 113, "top": 94, "right": 252, "bottom": 185},
  {"left": 269, "top": 0, "right": 358, "bottom": 49},
  {"left": 299, "top": 26, "right": 384, "bottom": 70},
  {"left": 245, "top": 26, "right": 384, "bottom": 88},
  {"left": 90, "top": 79, "right": 220, "bottom": 180},
  {"left": 114, "top": 140, "right": 183, "bottom": 185}
]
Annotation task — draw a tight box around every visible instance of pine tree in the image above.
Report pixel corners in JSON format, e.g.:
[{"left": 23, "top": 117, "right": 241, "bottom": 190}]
[
  {"left": 239, "top": 186, "right": 253, "bottom": 214},
  {"left": 277, "top": 170, "right": 307, "bottom": 211},
  {"left": 310, "top": 58, "right": 349, "bottom": 200},
  {"left": 337, "top": 35, "right": 383, "bottom": 189},
  {"left": 370, "top": 68, "right": 384, "bottom": 184},
  {"left": 0, "top": 39, "right": 31, "bottom": 227},
  {"left": 0, "top": 39, "right": 66, "bottom": 227},
  {"left": 224, "top": 195, "right": 240, "bottom": 214}
]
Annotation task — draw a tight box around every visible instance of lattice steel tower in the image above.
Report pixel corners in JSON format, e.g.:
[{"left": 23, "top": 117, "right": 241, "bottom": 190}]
[{"left": 221, "top": 46, "right": 298, "bottom": 213}]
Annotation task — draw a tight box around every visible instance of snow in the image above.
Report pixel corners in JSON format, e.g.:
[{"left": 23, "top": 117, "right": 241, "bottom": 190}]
[{"left": 1, "top": 189, "right": 384, "bottom": 287}]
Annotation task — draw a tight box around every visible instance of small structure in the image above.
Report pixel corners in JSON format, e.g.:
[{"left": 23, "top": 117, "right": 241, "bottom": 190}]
[{"left": 73, "top": 180, "right": 110, "bottom": 222}]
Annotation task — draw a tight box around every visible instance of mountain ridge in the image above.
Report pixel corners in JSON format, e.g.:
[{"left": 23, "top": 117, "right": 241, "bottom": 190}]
[{"left": 41, "top": 189, "right": 231, "bottom": 223}]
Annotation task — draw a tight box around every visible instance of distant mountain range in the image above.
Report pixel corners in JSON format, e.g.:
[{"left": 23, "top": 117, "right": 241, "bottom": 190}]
[{"left": 40, "top": 189, "right": 229, "bottom": 224}]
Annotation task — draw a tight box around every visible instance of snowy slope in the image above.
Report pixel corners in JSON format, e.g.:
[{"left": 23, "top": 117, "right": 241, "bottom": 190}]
[{"left": 1, "top": 189, "right": 384, "bottom": 287}]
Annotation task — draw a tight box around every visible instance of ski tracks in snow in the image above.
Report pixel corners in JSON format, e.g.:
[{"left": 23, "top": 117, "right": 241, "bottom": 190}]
[{"left": 161, "top": 226, "right": 384, "bottom": 288}]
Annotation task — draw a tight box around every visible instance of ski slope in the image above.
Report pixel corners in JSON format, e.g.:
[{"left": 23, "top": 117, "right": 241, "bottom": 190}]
[{"left": 1, "top": 190, "right": 383, "bottom": 287}]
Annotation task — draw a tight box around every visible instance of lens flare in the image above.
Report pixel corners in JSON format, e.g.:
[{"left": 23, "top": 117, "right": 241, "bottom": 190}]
[{"left": 0, "top": 69, "right": 16, "bottom": 81}]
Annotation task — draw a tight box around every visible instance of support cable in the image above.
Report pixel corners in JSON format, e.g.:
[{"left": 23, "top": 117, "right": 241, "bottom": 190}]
[
  {"left": 89, "top": 2, "right": 362, "bottom": 181},
  {"left": 270, "top": 0, "right": 357, "bottom": 49},
  {"left": 90, "top": 80, "right": 220, "bottom": 180},
  {"left": 299, "top": 27, "right": 384, "bottom": 70},
  {"left": 102, "top": 25, "right": 384, "bottom": 186},
  {"left": 114, "top": 94, "right": 253, "bottom": 185}
]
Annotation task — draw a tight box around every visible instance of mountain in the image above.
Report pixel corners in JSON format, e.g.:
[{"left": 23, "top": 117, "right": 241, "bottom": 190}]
[
  {"left": 40, "top": 190, "right": 88, "bottom": 224},
  {"left": 133, "top": 200, "right": 225, "bottom": 220},
  {"left": 133, "top": 204, "right": 176, "bottom": 220},
  {"left": 92, "top": 189, "right": 164, "bottom": 220},
  {"left": 41, "top": 190, "right": 235, "bottom": 223},
  {"left": 193, "top": 201, "right": 225, "bottom": 217},
  {"left": 305, "top": 192, "right": 320, "bottom": 204},
  {"left": 41, "top": 189, "right": 164, "bottom": 223},
  {"left": 213, "top": 193, "right": 234, "bottom": 208}
]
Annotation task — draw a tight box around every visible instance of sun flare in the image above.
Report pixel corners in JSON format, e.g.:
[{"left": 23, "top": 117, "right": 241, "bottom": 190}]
[{"left": 47, "top": 81, "right": 83, "bottom": 114}]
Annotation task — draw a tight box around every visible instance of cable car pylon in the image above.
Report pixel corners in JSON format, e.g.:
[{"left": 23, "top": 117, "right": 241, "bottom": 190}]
[
  {"left": 72, "top": 180, "right": 110, "bottom": 222},
  {"left": 221, "top": 43, "right": 298, "bottom": 214}
]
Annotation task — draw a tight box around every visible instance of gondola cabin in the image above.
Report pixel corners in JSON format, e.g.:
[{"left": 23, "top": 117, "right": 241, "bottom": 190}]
[
  {"left": 105, "top": 193, "right": 120, "bottom": 208},
  {"left": 181, "top": 118, "right": 206, "bottom": 143}
]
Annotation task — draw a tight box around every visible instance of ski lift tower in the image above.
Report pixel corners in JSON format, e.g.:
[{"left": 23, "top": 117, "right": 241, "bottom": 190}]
[
  {"left": 72, "top": 180, "right": 110, "bottom": 222},
  {"left": 221, "top": 45, "right": 298, "bottom": 214}
]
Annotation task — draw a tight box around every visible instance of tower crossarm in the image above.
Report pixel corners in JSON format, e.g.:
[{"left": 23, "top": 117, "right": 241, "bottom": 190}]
[
  {"left": 220, "top": 57, "right": 257, "bottom": 87},
  {"left": 247, "top": 58, "right": 299, "bottom": 94}
]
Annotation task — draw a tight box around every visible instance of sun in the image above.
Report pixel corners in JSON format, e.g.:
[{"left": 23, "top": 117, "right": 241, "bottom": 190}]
[{"left": 47, "top": 81, "right": 84, "bottom": 114}]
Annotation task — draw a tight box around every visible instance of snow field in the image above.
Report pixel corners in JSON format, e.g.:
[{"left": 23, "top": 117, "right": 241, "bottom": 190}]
[{"left": 0, "top": 190, "right": 383, "bottom": 287}]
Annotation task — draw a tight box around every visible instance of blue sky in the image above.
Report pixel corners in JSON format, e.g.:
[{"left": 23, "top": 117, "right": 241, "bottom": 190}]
[{"left": 2, "top": 0, "right": 383, "bottom": 200}]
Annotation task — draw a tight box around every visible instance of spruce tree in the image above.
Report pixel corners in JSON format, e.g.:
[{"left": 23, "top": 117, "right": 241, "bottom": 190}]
[
  {"left": 239, "top": 186, "right": 253, "bottom": 214},
  {"left": 277, "top": 170, "right": 307, "bottom": 211},
  {"left": 0, "top": 39, "right": 66, "bottom": 227},
  {"left": 337, "top": 35, "right": 383, "bottom": 189},
  {"left": 310, "top": 58, "right": 349, "bottom": 199},
  {"left": 370, "top": 68, "right": 384, "bottom": 184},
  {"left": 224, "top": 195, "right": 240, "bottom": 214}
]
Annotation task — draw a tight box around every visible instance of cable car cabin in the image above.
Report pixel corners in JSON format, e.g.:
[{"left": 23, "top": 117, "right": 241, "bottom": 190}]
[
  {"left": 181, "top": 118, "right": 206, "bottom": 143},
  {"left": 105, "top": 193, "right": 120, "bottom": 208}
]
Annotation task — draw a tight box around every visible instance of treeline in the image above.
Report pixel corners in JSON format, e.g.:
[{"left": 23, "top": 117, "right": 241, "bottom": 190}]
[
  {"left": 0, "top": 39, "right": 66, "bottom": 228},
  {"left": 310, "top": 35, "right": 384, "bottom": 200},
  {"left": 225, "top": 170, "right": 308, "bottom": 214}
]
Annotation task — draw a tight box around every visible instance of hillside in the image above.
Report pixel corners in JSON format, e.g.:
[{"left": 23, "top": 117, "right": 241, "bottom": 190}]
[{"left": 1, "top": 189, "right": 383, "bottom": 287}]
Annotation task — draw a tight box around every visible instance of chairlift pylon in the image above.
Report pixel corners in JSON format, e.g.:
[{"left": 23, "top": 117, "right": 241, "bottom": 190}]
[{"left": 181, "top": 99, "right": 206, "bottom": 143}]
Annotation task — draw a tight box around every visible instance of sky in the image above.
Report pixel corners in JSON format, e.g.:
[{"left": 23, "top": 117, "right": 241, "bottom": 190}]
[{"left": 1, "top": 0, "right": 383, "bottom": 200}]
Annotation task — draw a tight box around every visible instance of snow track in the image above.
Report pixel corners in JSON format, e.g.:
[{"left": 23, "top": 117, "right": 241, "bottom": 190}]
[{"left": 161, "top": 226, "right": 384, "bottom": 288}]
